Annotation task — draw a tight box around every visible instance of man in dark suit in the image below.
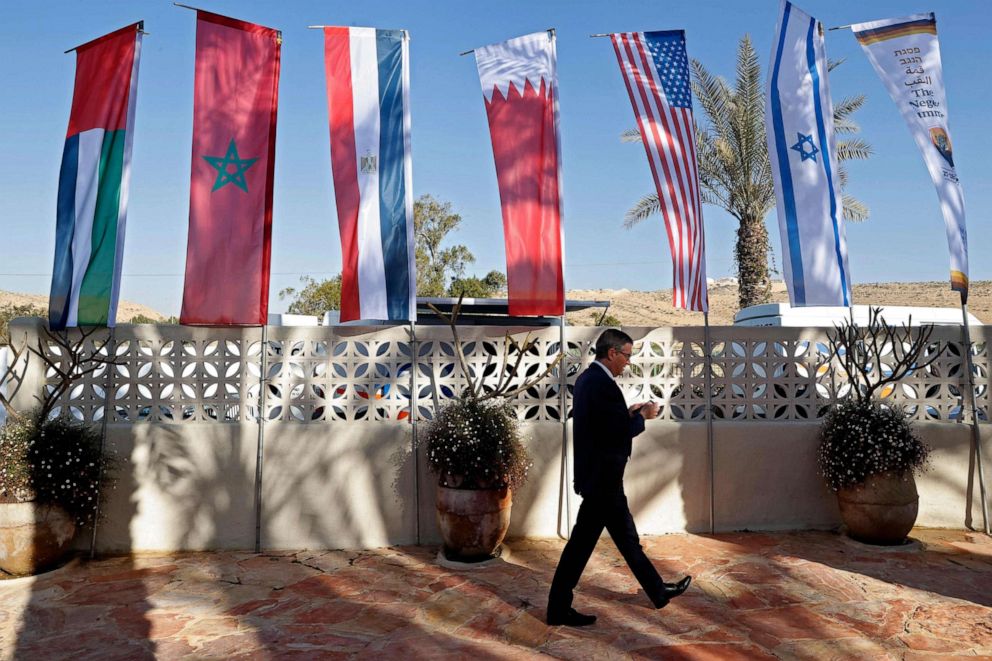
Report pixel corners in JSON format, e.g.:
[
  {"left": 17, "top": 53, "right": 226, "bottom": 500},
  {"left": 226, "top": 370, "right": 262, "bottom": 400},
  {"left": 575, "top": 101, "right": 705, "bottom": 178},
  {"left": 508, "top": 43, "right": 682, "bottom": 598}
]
[{"left": 547, "top": 329, "right": 691, "bottom": 627}]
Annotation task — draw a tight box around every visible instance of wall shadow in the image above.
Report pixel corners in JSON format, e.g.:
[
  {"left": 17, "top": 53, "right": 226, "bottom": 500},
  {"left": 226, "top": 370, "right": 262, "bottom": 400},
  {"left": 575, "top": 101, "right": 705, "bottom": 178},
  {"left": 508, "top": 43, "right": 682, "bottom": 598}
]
[{"left": 11, "top": 325, "right": 154, "bottom": 659}]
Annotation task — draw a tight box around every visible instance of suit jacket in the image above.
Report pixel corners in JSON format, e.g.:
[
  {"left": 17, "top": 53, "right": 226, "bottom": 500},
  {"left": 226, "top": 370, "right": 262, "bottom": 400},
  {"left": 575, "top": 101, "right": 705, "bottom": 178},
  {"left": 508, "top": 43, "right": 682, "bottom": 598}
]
[{"left": 572, "top": 362, "right": 645, "bottom": 496}]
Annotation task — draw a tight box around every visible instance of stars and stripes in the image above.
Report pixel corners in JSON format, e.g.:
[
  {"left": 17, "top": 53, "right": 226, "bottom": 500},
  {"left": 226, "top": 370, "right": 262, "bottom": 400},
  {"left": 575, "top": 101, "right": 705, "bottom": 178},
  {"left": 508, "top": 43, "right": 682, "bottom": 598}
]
[{"left": 610, "top": 31, "right": 707, "bottom": 312}]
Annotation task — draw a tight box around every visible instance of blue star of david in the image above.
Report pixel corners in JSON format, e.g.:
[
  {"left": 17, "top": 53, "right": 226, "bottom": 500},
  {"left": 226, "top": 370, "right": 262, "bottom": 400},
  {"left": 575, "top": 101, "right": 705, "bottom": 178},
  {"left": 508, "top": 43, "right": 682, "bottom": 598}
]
[{"left": 790, "top": 133, "right": 819, "bottom": 163}]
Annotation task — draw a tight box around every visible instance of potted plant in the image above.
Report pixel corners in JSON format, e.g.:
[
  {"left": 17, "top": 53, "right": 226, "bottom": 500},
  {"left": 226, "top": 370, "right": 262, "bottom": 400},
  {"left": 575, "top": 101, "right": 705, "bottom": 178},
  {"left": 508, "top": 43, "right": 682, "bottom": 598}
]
[
  {"left": 818, "top": 308, "right": 938, "bottom": 545},
  {"left": 0, "top": 327, "right": 118, "bottom": 575},
  {"left": 419, "top": 301, "right": 561, "bottom": 561}
]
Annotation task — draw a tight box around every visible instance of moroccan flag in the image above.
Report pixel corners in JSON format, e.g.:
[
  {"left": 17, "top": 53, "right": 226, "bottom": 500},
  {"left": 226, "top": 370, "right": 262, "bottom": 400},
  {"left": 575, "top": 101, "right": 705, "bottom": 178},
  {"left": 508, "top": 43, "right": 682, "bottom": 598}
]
[
  {"left": 474, "top": 31, "right": 565, "bottom": 317},
  {"left": 180, "top": 11, "right": 281, "bottom": 325},
  {"left": 323, "top": 27, "right": 416, "bottom": 322},
  {"left": 49, "top": 22, "right": 142, "bottom": 330},
  {"left": 850, "top": 13, "right": 969, "bottom": 304},
  {"left": 766, "top": 0, "right": 852, "bottom": 307}
]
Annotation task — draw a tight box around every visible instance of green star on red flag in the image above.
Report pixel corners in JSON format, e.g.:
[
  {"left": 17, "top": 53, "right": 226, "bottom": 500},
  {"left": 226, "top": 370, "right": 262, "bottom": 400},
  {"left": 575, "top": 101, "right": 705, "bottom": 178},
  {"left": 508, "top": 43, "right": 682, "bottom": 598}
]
[{"left": 202, "top": 138, "right": 258, "bottom": 192}]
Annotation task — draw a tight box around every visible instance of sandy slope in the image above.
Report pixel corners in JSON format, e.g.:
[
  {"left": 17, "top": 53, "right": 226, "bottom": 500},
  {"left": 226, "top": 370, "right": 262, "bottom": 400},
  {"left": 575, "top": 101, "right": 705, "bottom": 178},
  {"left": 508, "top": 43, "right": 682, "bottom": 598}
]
[
  {"left": 0, "top": 290, "right": 165, "bottom": 323},
  {"left": 565, "top": 280, "right": 992, "bottom": 326},
  {"left": 3, "top": 280, "right": 988, "bottom": 327}
]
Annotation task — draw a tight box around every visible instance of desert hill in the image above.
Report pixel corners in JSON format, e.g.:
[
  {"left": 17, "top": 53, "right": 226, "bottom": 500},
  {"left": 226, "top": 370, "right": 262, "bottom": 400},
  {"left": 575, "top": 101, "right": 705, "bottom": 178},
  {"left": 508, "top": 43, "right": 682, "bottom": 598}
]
[
  {"left": 564, "top": 280, "right": 992, "bottom": 327},
  {"left": 0, "top": 290, "right": 166, "bottom": 323},
  {"left": 3, "top": 281, "right": 988, "bottom": 327}
]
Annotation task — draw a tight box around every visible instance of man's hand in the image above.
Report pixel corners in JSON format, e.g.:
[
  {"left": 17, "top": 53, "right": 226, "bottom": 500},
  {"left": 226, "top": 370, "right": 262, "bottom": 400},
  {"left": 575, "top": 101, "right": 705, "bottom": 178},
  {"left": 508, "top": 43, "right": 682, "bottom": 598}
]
[{"left": 629, "top": 402, "right": 660, "bottom": 420}]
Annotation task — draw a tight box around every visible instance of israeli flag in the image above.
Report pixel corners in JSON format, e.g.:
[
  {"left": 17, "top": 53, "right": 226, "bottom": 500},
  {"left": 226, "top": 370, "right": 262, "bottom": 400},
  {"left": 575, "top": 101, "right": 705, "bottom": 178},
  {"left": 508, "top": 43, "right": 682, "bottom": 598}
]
[{"left": 766, "top": 0, "right": 852, "bottom": 307}]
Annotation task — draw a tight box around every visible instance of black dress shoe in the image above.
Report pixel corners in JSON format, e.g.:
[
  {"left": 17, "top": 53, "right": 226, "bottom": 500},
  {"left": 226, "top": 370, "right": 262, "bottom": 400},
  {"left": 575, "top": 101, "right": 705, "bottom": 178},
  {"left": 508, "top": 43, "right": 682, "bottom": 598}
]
[
  {"left": 547, "top": 608, "right": 597, "bottom": 627},
  {"left": 653, "top": 575, "right": 692, "bottom": 609}
]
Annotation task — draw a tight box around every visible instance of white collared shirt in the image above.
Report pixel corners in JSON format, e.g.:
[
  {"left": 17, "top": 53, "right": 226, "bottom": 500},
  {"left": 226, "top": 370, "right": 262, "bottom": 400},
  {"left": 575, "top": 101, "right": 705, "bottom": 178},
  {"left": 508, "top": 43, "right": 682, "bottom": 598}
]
[{"left": 593, "top": 359, "right": 615, "bottom": 381}]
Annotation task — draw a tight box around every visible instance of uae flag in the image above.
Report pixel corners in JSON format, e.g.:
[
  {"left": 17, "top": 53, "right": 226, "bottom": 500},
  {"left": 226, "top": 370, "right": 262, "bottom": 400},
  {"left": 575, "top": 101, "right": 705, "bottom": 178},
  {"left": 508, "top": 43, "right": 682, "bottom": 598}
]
[
  {"left": 474, "top": 31, "right": 565, "bottom": 317},
  {"left": 180, "top": 11, "right": 281, "bottom": 325},
  {"left": 49, "top": 22, "right": 142, "bottom": 330}
]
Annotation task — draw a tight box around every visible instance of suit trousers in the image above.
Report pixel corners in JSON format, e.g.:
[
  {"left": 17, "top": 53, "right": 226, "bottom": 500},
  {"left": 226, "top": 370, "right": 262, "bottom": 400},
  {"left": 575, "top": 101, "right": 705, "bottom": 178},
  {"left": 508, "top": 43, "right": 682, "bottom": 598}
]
[{"left": 548, "top": 477, "right": 667, "bottom": 613}]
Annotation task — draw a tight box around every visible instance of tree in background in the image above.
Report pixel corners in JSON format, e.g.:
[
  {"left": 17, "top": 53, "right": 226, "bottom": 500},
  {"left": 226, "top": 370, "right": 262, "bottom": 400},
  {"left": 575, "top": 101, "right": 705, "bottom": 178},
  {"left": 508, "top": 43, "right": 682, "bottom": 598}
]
[
  {"left": 447, "top": 271, "right": 507, "bottom": 299},
  {"left": 280, "top": 194, "right": 507, "bottom": 315},
  {"left": 622, "top": 36, "right": 871, "bottom": 311},
  {"left": 414, "top": 194, "right": 476, "bottom": 297},
  {"left": 279, "top": 274, "right": 343, "bottom": 316},
  {"left": 127, "top": 314, "right": 178, "bottom": 325}
]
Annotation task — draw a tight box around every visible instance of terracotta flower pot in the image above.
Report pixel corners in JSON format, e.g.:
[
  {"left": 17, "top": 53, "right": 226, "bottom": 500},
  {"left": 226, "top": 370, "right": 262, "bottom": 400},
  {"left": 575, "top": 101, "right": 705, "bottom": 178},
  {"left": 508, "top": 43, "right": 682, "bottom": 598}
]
[
  {"left": 0, "top": 502, "right": 77, "bottom": 576},
  {"left": 435, "top": 485, "right": 512, "bottom": 560},
  {"left": 837, "top": 470, "right": 918, "bottom": 545}
]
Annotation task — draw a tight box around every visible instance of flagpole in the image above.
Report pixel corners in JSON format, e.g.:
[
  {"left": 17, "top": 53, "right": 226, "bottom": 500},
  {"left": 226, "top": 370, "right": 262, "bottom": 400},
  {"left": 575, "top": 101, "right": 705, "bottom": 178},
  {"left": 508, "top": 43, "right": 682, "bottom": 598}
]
[
  {"left": 174, "top": 2, "right": 281, "bottom": 38},
  {"left": 459, "top": 27, "right": 555, "bottom": 56},
  {"left": 253, "top": 324, "right": 269, "bottom": 553},
  {"left": 64, "top": 21, "right": 147, "bottom": 54},
  {"left": 557, "top": 314, "right": 571, "bottom": 540},
  {"left": 960, "top": 303, "right": 990, "bottom": 534},
  {"left": 702, "top": 311, "right": 716, "bottom": 535},
  {"left": 89, "top": 327, "right": 117, "bottom": 559},
  {"left": 409, "top": 320, "right": 421, "bottom": 545}
]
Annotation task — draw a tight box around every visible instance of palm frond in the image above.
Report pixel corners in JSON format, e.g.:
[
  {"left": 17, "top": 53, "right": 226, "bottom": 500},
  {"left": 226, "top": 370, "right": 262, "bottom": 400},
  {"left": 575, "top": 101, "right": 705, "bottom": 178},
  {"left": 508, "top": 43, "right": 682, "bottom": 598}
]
[
  {"left": 842, "top": 194, "right": 870, "bottom": 222},
  {"left": 827, "top": 57, "right": 846, "bottom": 73},
  {"left": 691, "top": 58, "right": 731, "bottom": 137},
  {"left": 836, "top": 138, "right": 873, "bottom": 161},
  {"left": 623, "top": 193, "right": 662, "bottom": 229},
  {"left": 833, "top": 94, "right": 866, "bottom": 122}
]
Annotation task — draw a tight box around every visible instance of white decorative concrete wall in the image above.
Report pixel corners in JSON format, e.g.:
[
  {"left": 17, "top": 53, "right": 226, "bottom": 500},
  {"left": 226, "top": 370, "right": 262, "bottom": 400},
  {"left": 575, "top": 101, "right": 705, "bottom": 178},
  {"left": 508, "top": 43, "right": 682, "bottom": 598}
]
[{"left": 7, "top": 319, "right": 990, "bottom": 551}]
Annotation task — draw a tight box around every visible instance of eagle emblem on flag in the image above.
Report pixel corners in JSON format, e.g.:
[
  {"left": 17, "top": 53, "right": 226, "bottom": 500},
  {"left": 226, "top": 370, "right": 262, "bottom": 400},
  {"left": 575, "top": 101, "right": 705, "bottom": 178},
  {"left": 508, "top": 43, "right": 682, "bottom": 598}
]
[{"left": 360, "top": 151, "right": 377, "bottom": 174}]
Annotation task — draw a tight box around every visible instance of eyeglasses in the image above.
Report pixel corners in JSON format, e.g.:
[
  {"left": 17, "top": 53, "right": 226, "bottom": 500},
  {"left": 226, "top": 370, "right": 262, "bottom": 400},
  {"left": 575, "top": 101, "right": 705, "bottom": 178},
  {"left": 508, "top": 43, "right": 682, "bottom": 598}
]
[{"left": 615, "top": 349, "right": 632, "bottom": 360}]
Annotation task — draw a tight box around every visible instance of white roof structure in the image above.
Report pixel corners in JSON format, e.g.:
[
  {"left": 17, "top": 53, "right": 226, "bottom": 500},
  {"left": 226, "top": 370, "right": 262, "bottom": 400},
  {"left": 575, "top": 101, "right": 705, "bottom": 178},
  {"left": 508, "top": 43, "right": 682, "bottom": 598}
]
[{"left": 734, "top": 303, "right": 980, "bottom": 327}]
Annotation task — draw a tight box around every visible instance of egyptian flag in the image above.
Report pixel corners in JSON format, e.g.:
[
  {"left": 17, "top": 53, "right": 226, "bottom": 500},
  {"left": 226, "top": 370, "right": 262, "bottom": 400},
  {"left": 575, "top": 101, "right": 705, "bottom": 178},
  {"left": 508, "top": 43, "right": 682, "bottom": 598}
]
[
  {"left": 180, "top": 11, "right": 281, "bottom": 325},
  {"left": 474, "top": 31, "right": 565, "bottom": 317},
  {"left": 323, "top": 27, "right": 416, "bottom": 322},
  {"left": 49, "top": 23, "right": 142, "bottom": 330}
]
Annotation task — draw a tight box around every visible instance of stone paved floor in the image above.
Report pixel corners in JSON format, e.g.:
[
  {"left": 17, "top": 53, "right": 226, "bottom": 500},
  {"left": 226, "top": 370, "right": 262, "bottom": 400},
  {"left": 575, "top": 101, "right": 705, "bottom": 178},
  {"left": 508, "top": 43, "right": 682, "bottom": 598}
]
[{"left": 1, "top": 529, "right": 990, "bottom": 660}]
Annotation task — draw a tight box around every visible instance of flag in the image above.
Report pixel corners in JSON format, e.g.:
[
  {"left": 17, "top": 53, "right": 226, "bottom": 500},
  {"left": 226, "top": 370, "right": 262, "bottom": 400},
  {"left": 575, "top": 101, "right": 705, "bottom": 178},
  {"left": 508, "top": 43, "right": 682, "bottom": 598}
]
[
  {"left": 474, "top": 31, "right": 565, "bottom": 317},
  {"left": 609, "top": 30, "right": 708, "bottom": 312},
  {"left": 323, "top": 27, "right": 416, "bottom": 322},
  {"left": 180, "top": 11, "right": 281, "bottom": 325},
  {"left": 766, "top": 0, "right": 852, "bottom": 307},
  {"left": 49, "top": 23, "right": 142, "bottom": 330},
  {"left": 851, "top": 13, "right": 968, "bottom": 304}
]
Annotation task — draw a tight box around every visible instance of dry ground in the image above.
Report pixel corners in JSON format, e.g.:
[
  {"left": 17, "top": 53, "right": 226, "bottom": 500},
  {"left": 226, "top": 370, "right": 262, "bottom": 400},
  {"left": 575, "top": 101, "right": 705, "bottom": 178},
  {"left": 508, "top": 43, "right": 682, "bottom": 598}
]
[
  {"left": 3, "top": 281, "right": 989, "bottom": 327},
  {"left": 0, "top": 290, "right": 165, "bottom": 323},
  {"left": 565, "top": 280, "right": 992, "bottom": 327}
]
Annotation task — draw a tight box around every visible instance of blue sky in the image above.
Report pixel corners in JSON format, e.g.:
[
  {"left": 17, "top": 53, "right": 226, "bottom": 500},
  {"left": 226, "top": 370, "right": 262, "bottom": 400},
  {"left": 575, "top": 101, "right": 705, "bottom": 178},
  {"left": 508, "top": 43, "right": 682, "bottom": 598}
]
[{"left": 1, "top": 0, "right": 988, "bottom": 316}]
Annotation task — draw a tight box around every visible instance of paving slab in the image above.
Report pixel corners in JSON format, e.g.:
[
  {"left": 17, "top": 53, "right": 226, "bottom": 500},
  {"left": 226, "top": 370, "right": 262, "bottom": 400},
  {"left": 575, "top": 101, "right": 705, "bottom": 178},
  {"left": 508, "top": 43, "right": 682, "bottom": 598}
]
[{"left": 1, "top": 529, "right": 990, "bottom": 659}]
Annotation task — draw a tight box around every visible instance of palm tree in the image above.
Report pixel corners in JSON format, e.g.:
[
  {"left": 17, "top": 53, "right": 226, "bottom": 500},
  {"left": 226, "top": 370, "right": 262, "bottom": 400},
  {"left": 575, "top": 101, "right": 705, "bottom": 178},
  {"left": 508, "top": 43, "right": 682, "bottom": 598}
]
[{"left": 623, "top": 35, "right": 872, "bottom": 311}]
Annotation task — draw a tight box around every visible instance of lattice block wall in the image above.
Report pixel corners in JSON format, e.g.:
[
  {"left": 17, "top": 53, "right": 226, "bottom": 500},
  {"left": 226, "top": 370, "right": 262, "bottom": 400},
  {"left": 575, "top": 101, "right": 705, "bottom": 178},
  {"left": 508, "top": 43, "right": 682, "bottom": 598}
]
[{"left": 17, "top": 322, "right": 990, "bottom": 425}]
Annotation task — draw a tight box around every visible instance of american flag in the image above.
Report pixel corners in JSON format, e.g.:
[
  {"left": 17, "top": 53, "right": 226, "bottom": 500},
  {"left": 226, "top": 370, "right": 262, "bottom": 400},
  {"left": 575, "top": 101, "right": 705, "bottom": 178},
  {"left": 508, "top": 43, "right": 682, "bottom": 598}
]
[{"left": 610, "top": 31, "right": 708, "bottom": 312}]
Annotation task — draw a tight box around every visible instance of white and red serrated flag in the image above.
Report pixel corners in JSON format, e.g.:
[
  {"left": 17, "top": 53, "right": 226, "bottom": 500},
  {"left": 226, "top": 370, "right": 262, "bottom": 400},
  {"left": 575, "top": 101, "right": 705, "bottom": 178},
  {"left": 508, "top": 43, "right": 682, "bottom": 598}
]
[
  {"left": 610, "top": 31, "right": 708, "bottom": 312},
  {"left": 474, "top": 31, "right": 565, "bottom": 317}
]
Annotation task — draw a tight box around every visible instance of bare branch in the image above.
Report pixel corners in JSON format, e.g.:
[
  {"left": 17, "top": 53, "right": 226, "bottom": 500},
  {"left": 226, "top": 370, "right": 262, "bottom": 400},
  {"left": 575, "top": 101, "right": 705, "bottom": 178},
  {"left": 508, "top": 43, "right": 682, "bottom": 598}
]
[
  {"left": 828, "top": 307, "right": 944, "bottom": 404},
  {"left": 427, "top": 297, "right": 478, "bottom": 399},
  {"left": 486, "top": 352, "right": 564, "bottom": 401}
]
